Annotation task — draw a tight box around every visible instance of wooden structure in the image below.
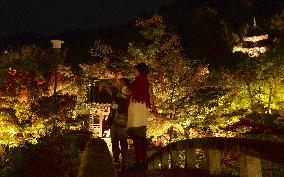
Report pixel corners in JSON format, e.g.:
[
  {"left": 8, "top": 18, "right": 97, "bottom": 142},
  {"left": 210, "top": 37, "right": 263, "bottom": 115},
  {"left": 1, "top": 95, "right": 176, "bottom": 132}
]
[
  {"left": 85, "top": 79, "right": 114, "bottom": 138},
  {"left": 233, "top": 18, "right": 268, "bottom": 58},
  {"left": 239, "top": 18, "right": 268, "bottom": 57},
  {"left": 88, "top": 103, "right": 111, "bottom": 138},
  {"left": 85, "top": 79, "right": 114, "bottom": 155}
]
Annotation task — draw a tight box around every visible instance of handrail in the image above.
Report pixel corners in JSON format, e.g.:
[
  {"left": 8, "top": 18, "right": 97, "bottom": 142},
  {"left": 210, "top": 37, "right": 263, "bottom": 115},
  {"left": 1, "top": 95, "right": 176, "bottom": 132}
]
[
  {"left": 148, "top": 137, "right": 284, "bottom": 165},
  {"left": 147, "top": 137, "right": 284, "bottom": 177}
]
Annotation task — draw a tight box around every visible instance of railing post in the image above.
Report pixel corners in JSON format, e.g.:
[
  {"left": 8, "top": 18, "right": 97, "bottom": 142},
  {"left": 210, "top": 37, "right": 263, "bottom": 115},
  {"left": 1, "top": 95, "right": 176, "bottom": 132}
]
[
  {"left": 185, "top": 147, "right": 196, "bottom": 168},
  {"left": 171, "top": 143, "right": 181, "bottom": 168},
  {"left": 240, "top": 153, "right": 262, "bottom": 177},
  {"left": 171, "top": 151, "right": 180, "bottom": 168},
  {"left": 161, "top": 151, "right": 170, "bottom": 169},
  {"left": 148, "top": 159, "right": 155, "bottom": 170},
  {"left": 153, "top": 156, "right": 161, "bottom": 169},
  {"left": 206, "top": 149, "right": 221, "bottom": 175}
]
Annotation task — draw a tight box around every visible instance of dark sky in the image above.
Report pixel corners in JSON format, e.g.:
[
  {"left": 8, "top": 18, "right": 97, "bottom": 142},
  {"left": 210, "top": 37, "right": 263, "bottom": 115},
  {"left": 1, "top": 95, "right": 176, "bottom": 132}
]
[{"left": 0, "top": 0, "right": 176, "bottom": 37}]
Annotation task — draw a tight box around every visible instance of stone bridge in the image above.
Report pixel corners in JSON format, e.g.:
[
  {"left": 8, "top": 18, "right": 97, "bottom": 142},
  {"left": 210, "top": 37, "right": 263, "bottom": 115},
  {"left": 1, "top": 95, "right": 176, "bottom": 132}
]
[{"left": 73, "top": 136, "right": 284, "bottom": 177}]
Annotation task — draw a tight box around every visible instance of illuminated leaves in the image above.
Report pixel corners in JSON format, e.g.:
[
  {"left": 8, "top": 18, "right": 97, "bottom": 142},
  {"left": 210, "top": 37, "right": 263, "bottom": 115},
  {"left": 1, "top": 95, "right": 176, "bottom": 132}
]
[
  {"left": 0, "top": 45, "right": 53, "bottom": 79},
  {"left": 270, "top": 10, "right": 284, "bottom": 32},
  {"left": 0, "top": 97, "right": 34, "bottom": 146},
  {"left": 80, "top": 63, "right": 116, "bottom": 80},
  {"left": 31, "top": 94, "right": 77, "bottom": 121},
  {"left": 2, "top": 69, "right": 47, "bottom": 99},
  {"left": 134, "top": 15, "right": 165, "bottom": 41},
  {"left": 84, "top": 15, "right": 213, "bottom": 140},
  {"left": 128, "top": 16, "right": 211, "bottom": 123},
  {"left": 83, "top": 15, "right": 284, "bottom": 142},
  {"left": 89, "top": 40, "right": 114, "bottom": 60},
  {"left": 0, "top": 45, "right": 81, "bottom": 147}
]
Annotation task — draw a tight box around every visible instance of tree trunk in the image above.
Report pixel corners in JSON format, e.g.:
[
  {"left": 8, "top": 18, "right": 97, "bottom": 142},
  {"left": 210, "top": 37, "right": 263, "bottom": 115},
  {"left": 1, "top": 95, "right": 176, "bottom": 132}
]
[
  {"left": 246, "top": 82, "right": 254, "bottom": 111},
  {"left": 0, "top": 144, "right": 5, "bottom": 167},
  {"left": 267, "top": 85, "right": 273, "bottom": 115}
]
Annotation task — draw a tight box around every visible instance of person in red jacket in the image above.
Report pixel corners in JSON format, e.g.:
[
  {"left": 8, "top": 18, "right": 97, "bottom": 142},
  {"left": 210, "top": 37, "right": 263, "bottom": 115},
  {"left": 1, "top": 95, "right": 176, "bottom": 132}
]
[{"left": 127, "top": 63, "right": 151, "bottom": 170}]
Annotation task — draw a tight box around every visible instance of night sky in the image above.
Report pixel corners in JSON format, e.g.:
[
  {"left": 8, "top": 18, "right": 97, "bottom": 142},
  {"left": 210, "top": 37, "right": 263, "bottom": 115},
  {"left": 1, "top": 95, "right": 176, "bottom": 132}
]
[{"left": 0, "top": 0, "right": 176, "bottom": 37}]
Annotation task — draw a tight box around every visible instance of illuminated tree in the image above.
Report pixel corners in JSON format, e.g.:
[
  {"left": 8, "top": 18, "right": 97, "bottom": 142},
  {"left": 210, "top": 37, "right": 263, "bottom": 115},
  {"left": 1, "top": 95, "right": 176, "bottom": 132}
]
[
  {"left": 84, "top": 15, "right": 284, "bottom": 142},
  {"left": 270, "top": 10, "right": 284, "bottom": 32},
  {"left": 85, "top": 16, "right": 211, "bottom": 141},
  {"left": 0, "top": 45, "right": 79, "bottom": 147},
  {"left": 0, "top": 46, "right": 50, "bottom": 147},
  {"left": 0, "top": 45, "right": 85, "bottom": 175},
  {"left": 124, "top": 16, "right": 212, "bottom": 140},
  {"left": 205, "top": 41, "right": 284, "bottom": 138}
]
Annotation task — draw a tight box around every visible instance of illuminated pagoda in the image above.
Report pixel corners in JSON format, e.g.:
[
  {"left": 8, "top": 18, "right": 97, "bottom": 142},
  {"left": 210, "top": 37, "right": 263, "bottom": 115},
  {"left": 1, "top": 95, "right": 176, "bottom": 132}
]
[{"left": 234, "top": 18, "right": 268, "bottom": 57}]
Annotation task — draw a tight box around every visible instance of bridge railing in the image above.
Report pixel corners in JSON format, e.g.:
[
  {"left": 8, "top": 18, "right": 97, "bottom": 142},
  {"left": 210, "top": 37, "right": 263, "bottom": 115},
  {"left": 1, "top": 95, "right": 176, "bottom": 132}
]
[{"left": 147, "top": 137, "right": 284, "bottom": 177}]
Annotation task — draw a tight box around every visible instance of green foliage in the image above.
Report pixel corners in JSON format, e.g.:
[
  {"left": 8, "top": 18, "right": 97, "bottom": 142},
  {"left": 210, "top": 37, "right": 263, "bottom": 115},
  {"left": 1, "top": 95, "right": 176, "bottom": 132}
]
[
  {"left": 0, "top": 45, "right": 53, "bottom": 82},
  {"left": 0, "top": 132, "right": 91, "bottom": 177},
  {"left": 84, "top": 15, "right": 284, "bottom": 141},
  {"left": 270, "top": 10, "right": 284, "bottom": 32},
  {"left": 31, "top": 94, "right": 76, "bottom": 121},
  {"left": 127, "top": 16, "right": 210, "bottom": 123},
  {"left": 0, "top": 44, "right": 81, "bottom": 147}
]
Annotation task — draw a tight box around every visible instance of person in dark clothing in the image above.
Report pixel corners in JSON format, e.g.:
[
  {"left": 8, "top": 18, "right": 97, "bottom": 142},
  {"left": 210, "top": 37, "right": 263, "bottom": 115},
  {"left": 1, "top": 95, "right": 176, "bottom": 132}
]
[
  {"left": 110, "top": 78, "right": 130, "bottom": 170},
  {"left": 98, "top": 81, "right": 113, "bottom": 104}
]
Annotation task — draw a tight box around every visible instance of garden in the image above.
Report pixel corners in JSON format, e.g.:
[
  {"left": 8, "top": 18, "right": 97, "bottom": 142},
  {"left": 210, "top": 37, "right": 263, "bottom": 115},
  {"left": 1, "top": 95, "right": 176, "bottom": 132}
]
[{"left": 0, "top": 8, "right": 283, "bottom": 177}]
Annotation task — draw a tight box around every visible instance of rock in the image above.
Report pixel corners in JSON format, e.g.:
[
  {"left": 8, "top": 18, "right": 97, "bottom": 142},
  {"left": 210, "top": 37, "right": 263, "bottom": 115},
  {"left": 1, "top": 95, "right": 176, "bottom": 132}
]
[{"left": 77, "top": 138, "right": 117, "bottom": 177}]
